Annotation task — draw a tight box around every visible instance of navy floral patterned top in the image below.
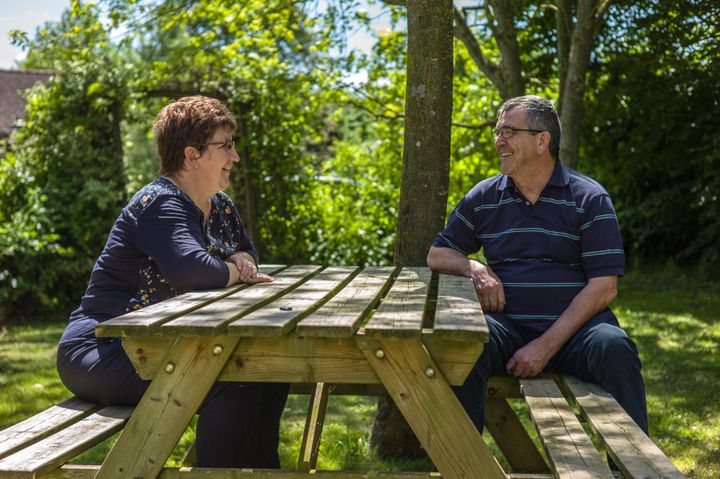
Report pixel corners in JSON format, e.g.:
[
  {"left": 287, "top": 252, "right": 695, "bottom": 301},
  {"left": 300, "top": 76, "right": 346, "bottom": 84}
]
[{"left": 60, "top": 177, "right": 257, "bottom": 344}]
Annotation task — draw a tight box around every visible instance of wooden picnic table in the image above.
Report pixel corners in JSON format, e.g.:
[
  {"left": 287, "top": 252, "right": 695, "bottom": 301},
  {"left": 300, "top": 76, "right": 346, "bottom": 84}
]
[
  {"left": 0, "top": 264, "right": 685, "bottom": 478},
  {"left": 92, "top": 264, "right": 506, "bottom": 479}
]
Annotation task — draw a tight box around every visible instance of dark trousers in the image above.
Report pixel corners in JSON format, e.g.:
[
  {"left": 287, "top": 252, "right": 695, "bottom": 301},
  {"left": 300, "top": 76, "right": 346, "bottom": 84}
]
[
  {"left": 57, "top": 338, "right": 289, "bottom": 468},
  {"left": 454, "top": 309, "right": 649, "bottom": 434}
]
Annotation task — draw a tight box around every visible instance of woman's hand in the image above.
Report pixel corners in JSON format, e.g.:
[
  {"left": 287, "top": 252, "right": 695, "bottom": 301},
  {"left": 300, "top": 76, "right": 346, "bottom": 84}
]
[{"left": 227, "top": 252, "right": 274, "bottom": 284}]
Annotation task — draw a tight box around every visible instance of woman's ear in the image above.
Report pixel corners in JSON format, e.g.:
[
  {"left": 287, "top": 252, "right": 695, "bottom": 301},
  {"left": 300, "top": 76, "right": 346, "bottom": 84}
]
[{"left": 183, "top": 146, "right": 200, "bottom": 166}]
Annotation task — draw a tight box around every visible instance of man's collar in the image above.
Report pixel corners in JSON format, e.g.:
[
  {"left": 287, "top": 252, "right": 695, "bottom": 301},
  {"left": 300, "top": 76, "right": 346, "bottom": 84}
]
[
  {"left": 498, "top": 160, "right": 569, "bottom": 191},
  {"left": 547, "top": 160, "right": 570, "bottom": 187}
]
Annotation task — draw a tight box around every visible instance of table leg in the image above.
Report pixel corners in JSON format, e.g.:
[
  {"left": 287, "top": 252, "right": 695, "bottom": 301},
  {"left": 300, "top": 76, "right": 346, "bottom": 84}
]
[
  {"left": 95, "top": 336, "right": 239, "bottom": 479},
  {"left": 357, "top": 337, "right": 506, "bottom": 479}
]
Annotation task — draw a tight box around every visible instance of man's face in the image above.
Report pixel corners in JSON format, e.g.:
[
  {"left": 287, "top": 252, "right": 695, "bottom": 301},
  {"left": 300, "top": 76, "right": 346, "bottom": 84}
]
[{"left": 494, "top": 108, "right": 541, "bottom": 179}]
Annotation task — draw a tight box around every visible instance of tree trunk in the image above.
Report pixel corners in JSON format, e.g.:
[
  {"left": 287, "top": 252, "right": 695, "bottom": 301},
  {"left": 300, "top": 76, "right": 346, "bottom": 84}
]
[
  {"left": 556, "top": 0, "right": 573, "bottom": 105},
  {"left": 559, "top": 0, "right": 600, "bottom": 168},
  {"left": 371, "top": 0, "right": 454, "bottom": 459},
  {"left": 392, "top": 0, "right": 454, "bottom": 266}
]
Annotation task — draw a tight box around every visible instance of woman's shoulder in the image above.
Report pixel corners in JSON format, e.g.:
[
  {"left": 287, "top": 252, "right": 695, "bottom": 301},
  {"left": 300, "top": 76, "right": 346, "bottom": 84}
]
[
  {"left": 211, "top": 190, "right": 238, "bottom": 215},
  {"left": 126, "top": 177, "right": 190, "bottom": 218}
]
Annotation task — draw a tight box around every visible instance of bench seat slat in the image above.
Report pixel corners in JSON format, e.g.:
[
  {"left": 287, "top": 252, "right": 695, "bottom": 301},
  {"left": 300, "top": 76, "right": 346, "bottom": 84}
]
[
  {"left": 434, "top": 273, "right": 488, "bottom": 342},
  {"left": 0, "top": 406, "right": 132, "bottom": 478},
  {"left": 160, "top": 265, "right": 322, "bottom": 336},
  {"left": 560, "top": 375, "right": 686, "bottom": 479},
  {"left": 364, "top": 267, "right": 430, "bottom": 339},
  {"left": 296, "top": 267, "right": 396, "bottom": 337},
  {"left": 0, "top": 398, "right": 98, "bottom": 460},
  {"left": 227, "top": 267, "right": 358, "bottom": 337},
  {"left": 521, "top": 377, "right": 613, "bottom": 479},
  {"left": 96, "top": 265, "right": 286, "bottom": 337}
]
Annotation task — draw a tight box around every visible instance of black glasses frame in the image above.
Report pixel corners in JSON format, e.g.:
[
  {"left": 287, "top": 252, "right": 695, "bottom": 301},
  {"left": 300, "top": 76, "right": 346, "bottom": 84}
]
[
  {"left": 493, "top": 126, "right": 544, "bottom": 139},
  {"left": 204, "top": 139, "right": 236, "bottom": 152}
]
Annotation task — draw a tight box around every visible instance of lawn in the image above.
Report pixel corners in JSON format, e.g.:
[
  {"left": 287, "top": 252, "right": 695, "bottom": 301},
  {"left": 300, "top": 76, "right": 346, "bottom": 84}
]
[{"left": 0, "top": 268, "right": 718, "bottom": 477}]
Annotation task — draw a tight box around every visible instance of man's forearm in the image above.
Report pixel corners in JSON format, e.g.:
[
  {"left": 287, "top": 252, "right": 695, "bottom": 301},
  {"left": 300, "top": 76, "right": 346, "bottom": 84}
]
[
  {"left": 427, "top": 246, "right": 475, "bottom": 276},
  {"left": 505, "top": 275, "right": 618, "bottom": 377},
  {"left": 537, "top": 276, "right": 617, "bottom": 356}
]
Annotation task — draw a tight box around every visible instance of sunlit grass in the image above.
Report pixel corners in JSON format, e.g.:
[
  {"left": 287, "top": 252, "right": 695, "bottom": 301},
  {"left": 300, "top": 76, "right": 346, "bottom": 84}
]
[
  {"left": 613, "top": 268, "right": 720, "bottom": 479},
  {"left": 1, "top": 267, "right": 717, "bottom": 477}
]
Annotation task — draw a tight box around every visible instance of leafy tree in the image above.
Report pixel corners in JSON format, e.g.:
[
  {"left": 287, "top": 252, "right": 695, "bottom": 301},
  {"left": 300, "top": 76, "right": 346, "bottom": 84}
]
[
  {"left": 583, "top": 0, "right": 720, "bottom": 274},
  {"left": 1, "top": 1, "right": 128, "bottom": 318}
]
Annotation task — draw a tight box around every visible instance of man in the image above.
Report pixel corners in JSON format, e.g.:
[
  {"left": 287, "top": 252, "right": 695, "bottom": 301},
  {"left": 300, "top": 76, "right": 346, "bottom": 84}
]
[{"left": 427, "top": 95, "right": 648, "bottom": 434}]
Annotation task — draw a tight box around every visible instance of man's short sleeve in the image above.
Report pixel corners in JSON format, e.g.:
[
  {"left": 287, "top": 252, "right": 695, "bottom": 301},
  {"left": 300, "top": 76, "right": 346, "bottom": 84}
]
[
  {"left": 580, "top": 194, "right": 625, "bottom": 278},
  {"left": 432, "top": 195, "right": 481, "bottom": 256}
]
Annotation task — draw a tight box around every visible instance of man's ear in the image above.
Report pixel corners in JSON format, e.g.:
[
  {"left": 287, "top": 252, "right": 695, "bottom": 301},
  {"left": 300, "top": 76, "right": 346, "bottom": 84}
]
[{"left": 536, "top": 131, "right": 550, "bottom": 156}]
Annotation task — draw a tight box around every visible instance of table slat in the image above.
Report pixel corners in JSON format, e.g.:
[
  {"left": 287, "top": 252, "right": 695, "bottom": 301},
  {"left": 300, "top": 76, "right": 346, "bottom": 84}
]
[
  {"left": 296, "top": 266, "right": 396, "bottom": 337},
  {"left": 434, "top": 273, "right": 488, "bottom": 342},
  {"left": 227, "top": 266, "right": 358, "bottom": 336},
  {"left": 96, "top": 264, "right": 286, "bottom": 337},
  {"left": 561, "top": 375, "right": 686, "bottom": 479},
  {"left": 364, "top": 267, "right": 430, "bottom": 338},
  {"left": 160, "top": 265, "right": 322, "bottom": 336},
  {"left": 521, "top": 377, "right": 613, "bottom": 479}
]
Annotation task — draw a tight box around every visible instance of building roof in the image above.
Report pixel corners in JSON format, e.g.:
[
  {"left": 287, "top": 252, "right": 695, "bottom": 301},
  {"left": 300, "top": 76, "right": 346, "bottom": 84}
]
[{"left": 0, "top": 69, "right": 53, "bottom": 138}]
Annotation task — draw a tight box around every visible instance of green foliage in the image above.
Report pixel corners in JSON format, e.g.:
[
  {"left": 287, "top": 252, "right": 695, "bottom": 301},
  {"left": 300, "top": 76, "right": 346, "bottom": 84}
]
[
  {"left": 583, "top": 0, "right": 720, "bottom": 275},
  {"left": 0, "top": 1, "right": 129, "bottom": 319}
]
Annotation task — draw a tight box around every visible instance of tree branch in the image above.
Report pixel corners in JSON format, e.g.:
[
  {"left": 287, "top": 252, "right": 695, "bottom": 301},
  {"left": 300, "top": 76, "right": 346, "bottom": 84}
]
[
  {"left": 594, "top": 0, "right": 614, "bottom": 38},
  {"left": 487, "top": 0, "right": 524, "bottom": 97},
  {"left": 452, "top": 7, "right": 505, "bottom": 94}
]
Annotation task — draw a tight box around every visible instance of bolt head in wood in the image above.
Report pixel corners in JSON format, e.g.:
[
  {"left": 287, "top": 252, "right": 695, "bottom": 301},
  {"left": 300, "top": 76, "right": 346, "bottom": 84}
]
[
  {"left": 425, "top": 367, "right": 435, "bottom": 378},
  {"left": 164, "top": 362, "right": 176, "bottom": 374},
  {"left": 212, "top": 345, "right": 223, "bottom": 355},
  {"left": 375, "top": 349, "right": 385, "bottom": 359}
]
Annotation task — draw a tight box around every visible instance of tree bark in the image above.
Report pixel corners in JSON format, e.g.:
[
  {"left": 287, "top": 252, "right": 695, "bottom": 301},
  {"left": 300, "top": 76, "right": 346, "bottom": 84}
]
[
  {"left": 559, "top": 0, "right": 600, "bottom": 168},
  {"left": 392, "top": 0, "right": 454, "bottom": 267},
  {"left": 371, "top": 0, "right": 454, "bottom": 459},
  {"left": 556, "top": 0, "right": 573, "bottom": 104}
]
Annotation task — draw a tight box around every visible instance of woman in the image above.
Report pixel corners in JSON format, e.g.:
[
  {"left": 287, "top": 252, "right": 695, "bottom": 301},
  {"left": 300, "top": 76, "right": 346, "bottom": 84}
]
[{"left": 57, "top": 96, "right": 289, "bottom": 468}]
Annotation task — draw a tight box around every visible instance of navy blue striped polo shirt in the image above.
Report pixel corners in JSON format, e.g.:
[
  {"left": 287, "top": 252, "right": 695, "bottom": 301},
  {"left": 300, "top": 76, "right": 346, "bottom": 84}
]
[{"left": 433, "top": 160, "right": 624, "bottom": 331}]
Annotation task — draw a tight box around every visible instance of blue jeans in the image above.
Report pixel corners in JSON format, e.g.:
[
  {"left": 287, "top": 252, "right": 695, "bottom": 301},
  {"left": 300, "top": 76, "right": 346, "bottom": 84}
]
[
  {"left": 454, "top": 309, "right": 648, "bottom": 434},
  {"left": 57, "top": 337, "right": 289, "bottom": 468}
]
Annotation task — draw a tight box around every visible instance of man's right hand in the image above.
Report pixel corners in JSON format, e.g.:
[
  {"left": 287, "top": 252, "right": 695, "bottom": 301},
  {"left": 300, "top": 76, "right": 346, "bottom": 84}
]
[{"left": 470, "top": 262, "right": 506, "bottom": 312}]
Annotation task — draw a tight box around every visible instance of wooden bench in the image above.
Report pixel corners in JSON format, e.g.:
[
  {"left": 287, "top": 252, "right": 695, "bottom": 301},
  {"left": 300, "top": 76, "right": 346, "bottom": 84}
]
[
  {"left": 0, "top": 376, "right": 685, "bottom": 479},
  {"left": 0, "top": 264, "right": 686, "bottom": 479}
]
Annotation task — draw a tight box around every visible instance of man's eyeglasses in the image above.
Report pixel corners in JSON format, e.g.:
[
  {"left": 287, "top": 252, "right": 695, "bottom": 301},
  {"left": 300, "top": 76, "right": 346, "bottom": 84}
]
[
  {"left": 204, "top": 139, "right": 236, "bottom": 153},
  {"left": 493, "top": 126, "right": 544, "bottom": 139}
]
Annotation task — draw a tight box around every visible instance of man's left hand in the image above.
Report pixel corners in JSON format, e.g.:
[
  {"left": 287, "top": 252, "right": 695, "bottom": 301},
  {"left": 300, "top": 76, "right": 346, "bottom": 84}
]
[{"left": 505, "top": 339, "right": 555, "bottom": 378}]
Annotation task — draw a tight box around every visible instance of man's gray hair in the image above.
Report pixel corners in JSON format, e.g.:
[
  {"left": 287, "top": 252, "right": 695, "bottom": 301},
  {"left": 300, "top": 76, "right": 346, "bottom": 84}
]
[{"left": 498, "top": 95, "right": 561, "bottom": 161}]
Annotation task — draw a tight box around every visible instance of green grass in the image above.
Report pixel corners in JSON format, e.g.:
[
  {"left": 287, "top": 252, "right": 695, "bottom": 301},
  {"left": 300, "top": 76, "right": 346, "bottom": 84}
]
[{"left": 0, "top": 267, "right": 718, "bottom": 477}]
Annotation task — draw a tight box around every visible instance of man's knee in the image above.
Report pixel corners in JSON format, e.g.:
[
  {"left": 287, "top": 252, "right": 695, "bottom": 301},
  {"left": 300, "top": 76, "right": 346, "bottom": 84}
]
[{"left": 586, "top": 323, "right": 640, "bottom": 369}]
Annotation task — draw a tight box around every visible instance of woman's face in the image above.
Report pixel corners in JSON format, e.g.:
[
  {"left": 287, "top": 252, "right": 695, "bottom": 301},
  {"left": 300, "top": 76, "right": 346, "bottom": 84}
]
[{"left": 196, "top": 128, "right": 239, "bottom": 193}]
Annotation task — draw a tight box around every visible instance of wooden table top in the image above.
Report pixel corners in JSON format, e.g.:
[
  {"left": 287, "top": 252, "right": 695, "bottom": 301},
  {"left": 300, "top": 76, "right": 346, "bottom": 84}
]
[
  {"left": 97, "top": 264, "right": 488, "bottom": 342},
  {"left": 96, "top": 265, "right": 490, "bottom": 387}
]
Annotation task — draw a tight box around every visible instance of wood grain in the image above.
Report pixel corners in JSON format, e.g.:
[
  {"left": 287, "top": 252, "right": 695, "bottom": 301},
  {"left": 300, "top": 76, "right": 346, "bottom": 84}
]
[
  {"left": 561, "top": 375, "right": 685, "bottom": 478},
  {"left": 521, "top": 377, "right": 613, "bottom": 479},
  {"left": 364, "top": 267, "right": 431, "bottom": 339},
  {"left": 297, "top": 267, "right": 396, "bottom": 337}
]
